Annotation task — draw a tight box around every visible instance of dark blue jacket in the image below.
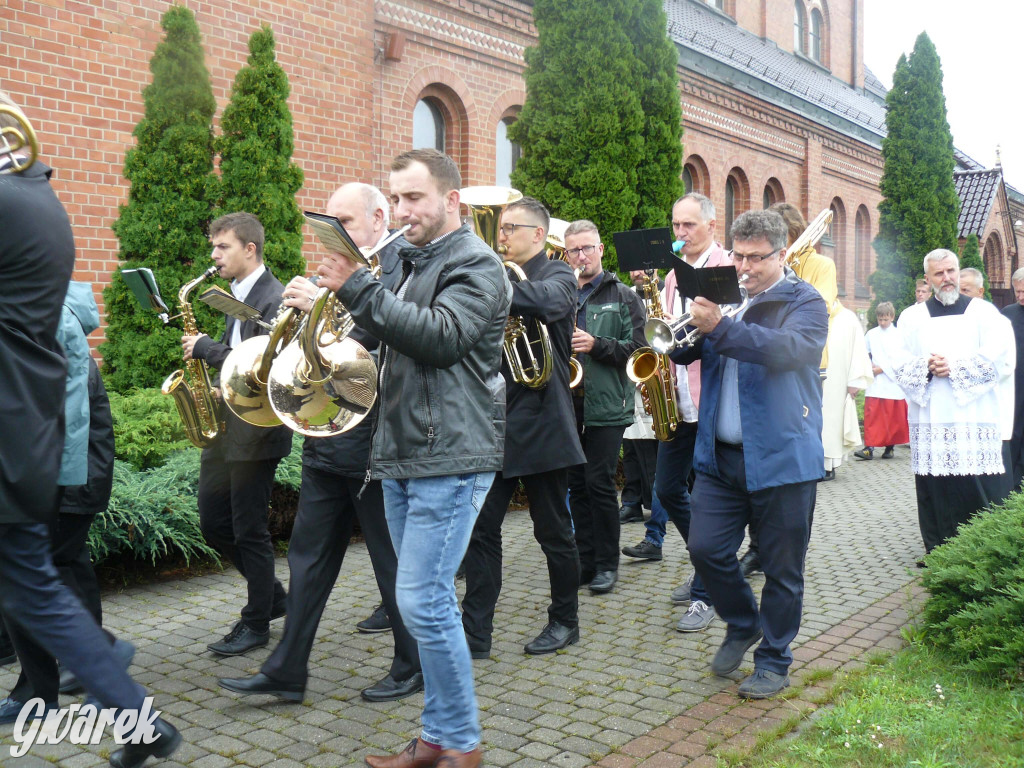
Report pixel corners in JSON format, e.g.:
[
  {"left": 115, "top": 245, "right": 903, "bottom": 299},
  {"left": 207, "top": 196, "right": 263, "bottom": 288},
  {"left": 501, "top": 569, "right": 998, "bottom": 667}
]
[{"left": 672, "top": 269, "right": 828, "bottom": 491}]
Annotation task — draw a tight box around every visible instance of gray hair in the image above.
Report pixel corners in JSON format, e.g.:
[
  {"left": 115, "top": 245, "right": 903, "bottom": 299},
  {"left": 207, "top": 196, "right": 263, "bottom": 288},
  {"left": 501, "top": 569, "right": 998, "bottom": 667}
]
[
  {"left": 673, "top": 192, "right": 715, "bottom": 222},
  {"left": 1012, "top": 267, "right": 1024, "bottom": 286},
  {"left": 565, "top": 219, "right": 600, "bottom": 240},
  {"left": 959, "top": 267, "right": 984, "bottom": 288},
  {"left": 923, "top": 248, "right": 958, "bottom": 272},
  {"left": 354, "top": 183, "right": 389, "bottom": 222},
  {"left": 730, "top": 210, "right": 787, "bottom": 251}
]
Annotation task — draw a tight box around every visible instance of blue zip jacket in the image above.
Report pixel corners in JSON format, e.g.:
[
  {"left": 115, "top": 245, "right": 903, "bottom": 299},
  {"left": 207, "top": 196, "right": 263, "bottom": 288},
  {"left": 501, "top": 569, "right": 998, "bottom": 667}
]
[
  {"left": 672, "top": 269, "right": 828, "bottom": 491},
  {"left": 57, "top": 281, "right": 100, "bottom": 486}
]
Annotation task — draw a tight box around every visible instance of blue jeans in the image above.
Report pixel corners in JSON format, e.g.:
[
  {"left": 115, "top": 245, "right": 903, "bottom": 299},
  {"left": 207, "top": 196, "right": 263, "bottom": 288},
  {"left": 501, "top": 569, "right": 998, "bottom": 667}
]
[
  {"left": 382, "top": 472, "right": 495, "bottom": 752},
  {"left": 643, "top": 489, "right": 668, "bottom": 547}
]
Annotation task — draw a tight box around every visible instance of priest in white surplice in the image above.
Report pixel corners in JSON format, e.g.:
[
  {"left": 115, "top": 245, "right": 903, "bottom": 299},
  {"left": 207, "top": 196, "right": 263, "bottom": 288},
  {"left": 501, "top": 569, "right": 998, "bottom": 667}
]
[
  {"left": 820, "top": 303, "right": 873, "bottom": 479},
  {"left": 893, "top": 249, "right": 1015, "bottom": 556}
]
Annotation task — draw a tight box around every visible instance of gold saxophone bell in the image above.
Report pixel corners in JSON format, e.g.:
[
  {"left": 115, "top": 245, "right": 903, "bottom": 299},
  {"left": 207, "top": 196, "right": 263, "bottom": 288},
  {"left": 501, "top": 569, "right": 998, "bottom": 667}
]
[
  {"left": 460, "top": 186, "right": 522, "bottom": 255},
  {"left": 267, "top": 288, "right": 377, "bottom": 437},
  {"left": 503, "top": 261, "right": 554, "bottom": 390},
  {"left": 626, "top": 270, "right": 680, "bottom": 441},
  {"left": 220, "top": 306, "right": 299, "bottom": 427},
  {"left": 0, "top": 104, "right": 40, "bottom": 174}
]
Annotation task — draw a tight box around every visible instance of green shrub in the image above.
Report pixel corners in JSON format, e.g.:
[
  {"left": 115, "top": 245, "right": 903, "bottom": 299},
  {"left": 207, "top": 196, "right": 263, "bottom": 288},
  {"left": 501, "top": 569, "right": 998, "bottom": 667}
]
[
  {"left": 89, "top": 452, "right": 217, "bottom": 566},
  {"left": 921, "top": 490, "right": 1024, "bottom": 680},
  {"left": 108, "top": 387, "right": 192, "bottom": 470}
]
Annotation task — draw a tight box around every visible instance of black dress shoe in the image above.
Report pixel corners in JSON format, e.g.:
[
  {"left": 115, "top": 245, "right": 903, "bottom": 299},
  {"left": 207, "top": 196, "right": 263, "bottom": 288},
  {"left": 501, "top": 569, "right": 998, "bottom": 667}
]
[
  {"left": 0, "top": 697, "right": 57, "bottom": 725},
  {"left": 218, "top": 672, "right": 304, "bottom": 702},
  {"left": 465, "top": 634, "right": 490, "bottom": 660},
  {"left": 738, "top": 548, "right": 762, "bottom": 578},
  {"left": 588, "top": 570, "right": 617, "bottom": 594},
  {"left": 618, "top": 503, "right": 644, "bottom": 523},
  {"left": 271, "top": 596, "right": 287, "bottom": 621},
  {"left": 108, "top": 716, "right": 182, "bottom": 768},
  {"left": 356, "top": 603, "right": 392, "bottom": 634},
  {"left": 622, "top": 540, "right": 663, "bottom": 560},
  {"left": 818, "top": 468, "right": 835, "bottom": 482},
  {"left": 578, "top": 568, "right": 596, "bottom": 589},
  {"left": 207, "top": 621, "right": 269, "bottom": 656},
  {"left": 361, "top": 671, "right": 424, "bottom": 702},
  {"left": 524, "top": 622, "right": 580, "bottom": 655},
  {"left": 881, "top": 446, "right": 895, "bottom": 459}
]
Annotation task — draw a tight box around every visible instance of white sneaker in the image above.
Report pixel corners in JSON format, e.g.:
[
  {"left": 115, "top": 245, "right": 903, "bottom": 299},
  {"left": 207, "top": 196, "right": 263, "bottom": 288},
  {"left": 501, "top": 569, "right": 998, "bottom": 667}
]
[{"left": 676, "top": 600, "right": 715, "bottom": 632}]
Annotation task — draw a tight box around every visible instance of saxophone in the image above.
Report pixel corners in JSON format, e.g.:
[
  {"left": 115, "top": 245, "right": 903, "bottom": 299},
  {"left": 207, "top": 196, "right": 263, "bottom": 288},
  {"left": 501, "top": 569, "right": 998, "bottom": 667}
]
[
  {"left": 162, "top": 266, "right": 224, "bottom": 448},
  {"left": 626, "top": 271, "right": 680, "bottom": 442}
]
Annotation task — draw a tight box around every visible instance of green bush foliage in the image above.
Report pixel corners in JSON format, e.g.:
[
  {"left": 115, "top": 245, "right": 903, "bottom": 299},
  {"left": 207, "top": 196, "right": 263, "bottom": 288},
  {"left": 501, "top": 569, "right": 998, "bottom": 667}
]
[
  {"left": 216, "top": 25, "right": 305, "bottom": 282},
  {"left": 108, "top": 387, "right": 192, "bottom": 470},
  {"left": 921, "top": 490, "right": 1024, "bottom": 680},
  {"left": 88, "top": 452, "right": 217, "bottom": 566},
  {"left": 870, "top": 32, "right": 959, "bottom": 323},
  {"left": 102, "top": 5, "right": 221, "bottom": 393},
  {"left": 510, "top": 0, "right": 645, "bottom": 272}
]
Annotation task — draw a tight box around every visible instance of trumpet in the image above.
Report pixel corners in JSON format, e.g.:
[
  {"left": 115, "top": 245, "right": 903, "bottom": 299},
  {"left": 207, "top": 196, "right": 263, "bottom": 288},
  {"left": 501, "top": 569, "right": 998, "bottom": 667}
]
[
  {"left": 645, "top": 276, "right": 750, "bottom": 355},
  {"left": 0, "top": 103, "right": 39, "bottom": 174}
]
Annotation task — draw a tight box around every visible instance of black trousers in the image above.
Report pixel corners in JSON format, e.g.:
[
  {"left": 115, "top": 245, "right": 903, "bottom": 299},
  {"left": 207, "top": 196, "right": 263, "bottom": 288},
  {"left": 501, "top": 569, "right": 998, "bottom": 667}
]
[
  {"left": 261, "top": 466, "right": 420, "bottom": 686},
  {"left": 689, "top": 444, "right": 815, "bottom": 676},
  {"left": 568, "top": 412, "right": 627, "bottom": 573},
  {"left": 198, "top": 455, "right": 285, "bottom": 634},
  {"left": 462, "top": 468, "right": 580, "bottom": 646},
  {"left": 621, "top": 438, "right": 658, "bottom": 509},
  {"left": 2, "top": 512, "right": 114, "bottom": 702},
  {"left": 0, "top": 523, "right": 143, "bottom": 710}
]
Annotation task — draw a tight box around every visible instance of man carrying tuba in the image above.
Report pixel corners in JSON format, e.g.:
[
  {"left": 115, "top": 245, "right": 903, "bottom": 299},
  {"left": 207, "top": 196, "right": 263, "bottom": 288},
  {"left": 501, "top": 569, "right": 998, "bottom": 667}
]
[
  {"left": 462, "top": 197, "right": 586, "bottom": 659},
  {"left": 181, "top": 212, "right": 292, "bottom": 657}
]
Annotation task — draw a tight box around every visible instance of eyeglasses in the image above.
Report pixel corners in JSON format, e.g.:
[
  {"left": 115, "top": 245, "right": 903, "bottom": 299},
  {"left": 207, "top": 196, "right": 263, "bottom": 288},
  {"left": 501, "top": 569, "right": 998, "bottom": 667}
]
[
  {"left": 729, "top": 248, "right": 779, "bottom": 264},
  {"left": 499, "top": 223, "right": 536, "bottom": 237},
  {"left": 566, "top": 244, "right": 599, "bottom": 258}
]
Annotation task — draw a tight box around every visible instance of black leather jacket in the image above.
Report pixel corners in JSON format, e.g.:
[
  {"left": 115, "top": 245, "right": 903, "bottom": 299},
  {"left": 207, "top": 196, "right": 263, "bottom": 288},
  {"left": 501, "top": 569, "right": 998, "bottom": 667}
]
[{"left": 337, "top": 224, "right": 512, "bottom": 479}]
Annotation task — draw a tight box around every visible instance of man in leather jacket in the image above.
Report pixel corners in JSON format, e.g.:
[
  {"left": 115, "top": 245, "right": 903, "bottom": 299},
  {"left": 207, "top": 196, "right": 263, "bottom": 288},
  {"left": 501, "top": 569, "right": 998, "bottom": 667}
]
[
  {"left": 318, "top": 149, "right": 511, "bottom": 768},
  {"left": 218, "top": 183, "right": 422, "bottom": 705}
]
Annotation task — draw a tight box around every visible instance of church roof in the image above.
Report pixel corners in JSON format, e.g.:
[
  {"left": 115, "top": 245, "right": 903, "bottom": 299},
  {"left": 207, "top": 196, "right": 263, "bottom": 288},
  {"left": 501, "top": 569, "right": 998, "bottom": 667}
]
[
  {"left": 953, "top": 168, "right": 1002, "bottom": 238},
  {"left": 664, "top": 0, "right": 887, "bottom": 145}
]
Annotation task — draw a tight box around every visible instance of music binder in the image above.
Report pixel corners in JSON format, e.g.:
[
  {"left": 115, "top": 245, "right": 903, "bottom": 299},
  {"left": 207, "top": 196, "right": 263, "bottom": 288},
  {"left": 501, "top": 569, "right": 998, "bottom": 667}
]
[
  {"left": 303, "top": 211, "right": 371, "bottom": 267},
  {"left": 673, "top": 261, "right": 744, "bottom": 305}
]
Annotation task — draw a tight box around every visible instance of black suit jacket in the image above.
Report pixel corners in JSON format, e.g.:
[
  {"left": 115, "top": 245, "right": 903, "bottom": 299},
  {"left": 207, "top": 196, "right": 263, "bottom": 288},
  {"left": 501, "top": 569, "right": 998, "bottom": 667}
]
[
  {"left": 193, "top": 267, "right": 293, "bottom": 463},
  {"left": 502, "top": 251, "right": 585, "bottom": 477},
  {"left": 0, "top": 162, "right": 76, "bottom": 524}
]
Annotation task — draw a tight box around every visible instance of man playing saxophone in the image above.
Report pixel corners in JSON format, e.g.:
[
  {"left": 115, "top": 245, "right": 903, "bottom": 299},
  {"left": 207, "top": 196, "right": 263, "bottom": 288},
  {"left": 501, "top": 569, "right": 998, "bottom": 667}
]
[
  {"left": 181, "top": 212, "right": 292, "bottom": 656},
  {"left": 461, "top": 197, "right": 585, "bottom": 658}
]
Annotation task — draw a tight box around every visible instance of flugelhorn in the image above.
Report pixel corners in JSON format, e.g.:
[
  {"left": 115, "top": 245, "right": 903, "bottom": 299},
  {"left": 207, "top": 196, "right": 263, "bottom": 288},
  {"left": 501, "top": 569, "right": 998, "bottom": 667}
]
[
  {"left": 162, "top": 266, "right": 224, "bottom": 448},
  {"left": 0, "top": 103, "right": 39, "bottom": 174},
  {"left": 645, "top": 275, "right": 750, "bottom": 355},
  {"left": 503, "top": 261, "right": 554, "bottom": 389},
  {"left": 460, "top": 186, "right": 522, "bottom": 255}
]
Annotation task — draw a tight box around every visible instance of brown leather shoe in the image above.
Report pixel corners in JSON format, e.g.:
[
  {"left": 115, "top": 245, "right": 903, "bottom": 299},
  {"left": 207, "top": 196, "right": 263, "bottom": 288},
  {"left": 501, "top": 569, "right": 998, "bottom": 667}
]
[
  {"left": 365, "top": 738, "right": 442, "bottom": 768},
  {"left": 436, "top": 748, "right": 482, "bottom": 767}
]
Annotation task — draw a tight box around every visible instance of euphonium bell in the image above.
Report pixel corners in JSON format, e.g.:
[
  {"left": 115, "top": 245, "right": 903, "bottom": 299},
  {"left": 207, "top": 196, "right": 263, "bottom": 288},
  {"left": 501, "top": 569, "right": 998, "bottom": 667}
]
[
  {"left": 220, "top": 306, "right": 299, "bottom": 427},
  {"left": 0, "top": 103, "right": 39, "bottom": 174},
  {"left": 460, "top": 186, "right": 522, "bottom": 255},
  {"left": 503, "top": 261, "right": 554, "bottom": 389}
]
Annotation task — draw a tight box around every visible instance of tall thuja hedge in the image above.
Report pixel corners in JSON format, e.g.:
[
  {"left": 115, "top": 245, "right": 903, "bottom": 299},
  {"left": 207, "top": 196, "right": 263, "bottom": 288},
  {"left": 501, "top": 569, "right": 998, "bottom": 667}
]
[
  {"left": 510, "top": 0, "right": 644, "bottom": 272},
  {"left": 102, "top": 5, "right": 219, "bottom": 392},
  {"left": 870, "top": 33, "right": 959, "bottom": 319},
  {"left": 626, "top": 0, "right": 684, "bottom": 231},
  {"left": 959, "top": 234, "right": 991, "bottom": 300},
  {"left": 216, "top": 25, "right": 305, "bottom": 282}
]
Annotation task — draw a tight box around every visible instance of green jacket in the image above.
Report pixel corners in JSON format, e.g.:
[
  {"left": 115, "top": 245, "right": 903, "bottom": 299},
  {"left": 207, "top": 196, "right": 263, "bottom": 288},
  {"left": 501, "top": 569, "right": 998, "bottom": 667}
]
[{"left": 578, "top": 271, "right": 646, "bottom": 426}]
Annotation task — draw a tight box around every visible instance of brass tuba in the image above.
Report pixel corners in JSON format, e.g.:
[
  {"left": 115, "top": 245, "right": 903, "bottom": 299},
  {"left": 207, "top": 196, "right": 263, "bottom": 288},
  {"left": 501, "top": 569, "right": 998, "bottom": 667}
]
[
  {"left": 784, "top": 208, "right": 834, "bottom": 270},
  {"left": 0, "top": 103, "right": 39, "bottom": 174},
  {"left": 626, "top": 271, "right": 680, "bottom": 441},
  {"left": 162, "top": 266, "right": 225, "bottom": 448},
  {"left": 460, "top": 186, "right": 522, "bottom": 255},
  {"left": 546, "top": 218, "right": 569, "bottom": 261},
  {"left": 219, "top": 305, "right": 300, "bottom": 427},
  {"left": 503, "top": 261, "right": 554, "bottom": 389}
]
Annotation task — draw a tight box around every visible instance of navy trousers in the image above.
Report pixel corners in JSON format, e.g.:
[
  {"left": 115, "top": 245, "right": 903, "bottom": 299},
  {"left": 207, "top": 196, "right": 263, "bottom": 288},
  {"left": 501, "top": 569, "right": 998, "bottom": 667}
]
[
  {"left": 688, "top": 443, "right": 814, "bottom": 675},
  {"left": 0, "top": 523, "right": 144, "bottom": 710}
]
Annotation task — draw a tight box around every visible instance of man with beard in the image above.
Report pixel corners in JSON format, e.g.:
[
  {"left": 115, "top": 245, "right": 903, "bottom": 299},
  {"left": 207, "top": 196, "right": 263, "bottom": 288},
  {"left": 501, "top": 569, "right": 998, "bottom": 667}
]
[{"left": 893, "top": 249, "right": 1015, "bottom": 557}]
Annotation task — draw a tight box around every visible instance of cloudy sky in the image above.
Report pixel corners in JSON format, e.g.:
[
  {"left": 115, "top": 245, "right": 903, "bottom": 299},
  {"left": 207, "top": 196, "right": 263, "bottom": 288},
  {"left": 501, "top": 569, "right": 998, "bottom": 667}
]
[{"left": 862, "top": 0, "right": 1024, "bottom": 190}]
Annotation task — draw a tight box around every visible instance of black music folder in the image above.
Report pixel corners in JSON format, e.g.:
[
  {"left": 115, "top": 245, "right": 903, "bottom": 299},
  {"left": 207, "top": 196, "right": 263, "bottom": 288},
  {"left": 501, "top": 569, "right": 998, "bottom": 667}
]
[
  {"left": 303, "top": 211, "right": 364, "bottom": 264},
  {"left": 673, "top": 261, "right": 743, "bottom": 305},
  {"left": 612, "top": 227, "right": 676, "bottom": 272}
]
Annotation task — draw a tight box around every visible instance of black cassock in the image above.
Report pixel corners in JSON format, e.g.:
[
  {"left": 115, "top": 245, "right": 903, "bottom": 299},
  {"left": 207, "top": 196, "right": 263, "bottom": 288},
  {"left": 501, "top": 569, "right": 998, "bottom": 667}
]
[{"left": 1001, "top": 301, "right": 1024, "bottom": 490}]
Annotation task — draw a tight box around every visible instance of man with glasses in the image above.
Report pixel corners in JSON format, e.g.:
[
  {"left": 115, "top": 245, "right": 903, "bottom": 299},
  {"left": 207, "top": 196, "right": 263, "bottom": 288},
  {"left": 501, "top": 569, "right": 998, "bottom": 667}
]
[
  {"left": 565, "top": 220, "right": 646, "bottom": 594},
  {"left": 671, "top": 210, "right": 827, "bottom": 699},
  {"left": 462, "top": 197, "right": 585, "bottom": 658}
]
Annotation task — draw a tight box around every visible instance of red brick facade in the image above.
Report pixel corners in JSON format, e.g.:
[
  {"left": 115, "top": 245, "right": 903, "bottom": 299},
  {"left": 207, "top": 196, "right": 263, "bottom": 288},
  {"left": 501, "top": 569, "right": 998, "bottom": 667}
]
[{"left": 0, "top": 0, "right": 932, "bottom": 344}]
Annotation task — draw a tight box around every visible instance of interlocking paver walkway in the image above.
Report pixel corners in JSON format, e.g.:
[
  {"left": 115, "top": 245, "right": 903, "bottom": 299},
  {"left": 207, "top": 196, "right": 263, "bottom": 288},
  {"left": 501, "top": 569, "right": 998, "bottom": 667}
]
[{"left": 1, "top": 447, "right": 923, "bottom": 767}]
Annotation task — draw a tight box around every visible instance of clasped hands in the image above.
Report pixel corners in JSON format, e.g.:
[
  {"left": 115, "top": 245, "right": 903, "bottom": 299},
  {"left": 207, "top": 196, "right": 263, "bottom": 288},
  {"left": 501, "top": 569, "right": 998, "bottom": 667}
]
[{"left": 927, "top": 353, "right": 950, "bottom": 378}]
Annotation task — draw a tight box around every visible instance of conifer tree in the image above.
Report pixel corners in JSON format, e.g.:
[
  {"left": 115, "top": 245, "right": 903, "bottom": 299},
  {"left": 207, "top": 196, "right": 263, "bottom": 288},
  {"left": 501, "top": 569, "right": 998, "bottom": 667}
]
[
  {"left": 958, "top": 233, "right": 990, "bottom": 300},
  {"left": 509, "top": 0, "right": 644, "bottom": 271},
  {"left": 102, "top": 5, "right": 218, "bottom": 392},
  {"left": 216, "top": 25, "right": 305, "bottom": 282},
  {"left": 626, "top": 0, "right": 684, "bottom": 230},
  {"left": 870, "top": 33, "right": 959, "bottom": 317}
]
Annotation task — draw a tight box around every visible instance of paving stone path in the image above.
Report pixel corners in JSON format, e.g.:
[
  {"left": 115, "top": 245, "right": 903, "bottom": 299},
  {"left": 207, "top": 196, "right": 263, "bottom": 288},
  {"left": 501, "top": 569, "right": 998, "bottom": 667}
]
[{"left": 1, "top": 447, "right": 923, "bottom": 767}]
